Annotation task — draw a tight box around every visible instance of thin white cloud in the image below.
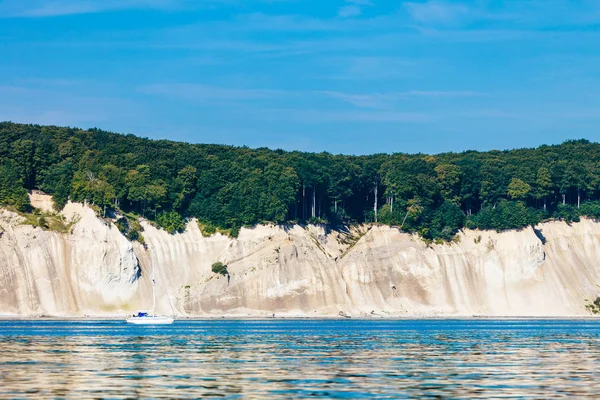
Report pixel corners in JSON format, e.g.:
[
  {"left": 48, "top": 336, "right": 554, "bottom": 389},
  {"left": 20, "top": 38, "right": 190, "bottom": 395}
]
[
  {"left": 141, "top": 83, "right": 486, "bottom": 109},
  {"left": 316, "top": 56, "right": 423, "bottom": 81},
  {"left": 317, "top": 91, "right": 393, "bottom": 109},
  {"left": 0, "top": 83, "right": 139, "bottom": 126},
  {"left": 0, "top": 0, "right": 196, "bottom": 17},
  {"left": 338, "top": 0, "right": 373, "bottom": 19},
  {"left": 403, "top": 0, "right": 600, "bottom": 28},
  {"left": 404, "top": 1, "right": 470, "bottom": 26},
  {"left": 338, "top": 5, "right": 362, "bottom": 18},
  {"left": 263, "top": 109, "right": 431, "bottom": 123},
  {"left": 406, "top": 90, "right": 486, "bottom": 97},
  {"left": 317, "top": 89, "right": 486, "bottom": 108},
  {"left": 140, "top": 83, "right": 291, "bottom": 102},
  {"left": 229, "top": 12, "right": 341, "bottom": 31},
  {"left": 180, "top": 10, "right": 396, "bottom": 33}
]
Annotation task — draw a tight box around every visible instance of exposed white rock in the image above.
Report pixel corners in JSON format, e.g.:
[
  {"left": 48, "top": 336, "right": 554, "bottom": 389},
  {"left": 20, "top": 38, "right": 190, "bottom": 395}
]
[
  {"left": 1, "top": 201, "right": 600, "bottom": 317},
  {"left": 28, "top": 191, "right": 55, "bottom": 213},
  {"left": 0, "top": 202, "right": 140, "bottom": 316}
]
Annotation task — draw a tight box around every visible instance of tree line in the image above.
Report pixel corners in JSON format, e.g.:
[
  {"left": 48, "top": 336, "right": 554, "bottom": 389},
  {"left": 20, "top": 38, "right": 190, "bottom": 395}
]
[{"left": 1, "top": 122, "right": 599, "bottom": 240}]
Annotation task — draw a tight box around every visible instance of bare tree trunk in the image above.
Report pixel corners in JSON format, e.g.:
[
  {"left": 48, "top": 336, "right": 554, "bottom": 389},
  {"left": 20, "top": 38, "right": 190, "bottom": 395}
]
[
  {"left": 334, "top": 200, "right": 338, "bottom": 213},
  {"left": 302, "top": 183, "right": 306, "bottom": 220},
  {"left": 374, "top": 184, "right": 378, "bottom": 223},
  {"left": 390, "top": 193, "right": 393, "bottom": 214},
  {"left": 312, "top": 185, "right": 316, "bottom": 219},
  {"left": 318, "top": 196, "right": 321, "bottom": 219},
  {"left": 401, "top": 209, "right": 409, "bottom": 229},
  {"left": 578, "top": 188, "right": 581, "bottom": 208},
  {"left": 562, "top": 194, "right": 566, "bottom": 205},
  {"left": 544, "top": 197, "right": 547, "bottom": 211}
]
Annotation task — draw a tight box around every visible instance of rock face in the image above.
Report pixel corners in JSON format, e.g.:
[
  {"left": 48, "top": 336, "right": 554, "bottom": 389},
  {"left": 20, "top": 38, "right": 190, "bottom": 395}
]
[
  {"left": 1, "top": 200, "right": 600, "bottom": 317},
  {"left": 0, "top": 203, "right": 139, "bottom": 316}
]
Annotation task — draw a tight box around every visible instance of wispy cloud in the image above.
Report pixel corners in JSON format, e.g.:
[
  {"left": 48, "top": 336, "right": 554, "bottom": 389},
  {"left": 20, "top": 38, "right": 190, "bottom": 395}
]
[
  {"left": 318, "top": 89, "right": 486, "bottom": 108},
  {"left": 338, "top": 5, "right": 362, "bottom": 18},
  {"left": 260, "top": 108, "right": 431, "bottom": 123},
  {"left": 403, "top": 0, "right": 600, "bottom": 29},
  {"left": 173, "top": 10, "right": 395, "bottom": 34},
  {"left": 0, "top": 0, "right": 195, "bottom": 17},
  {"left": 317, "top": 91, "right": 393, "bottom": 109},
  {"left": 141, "top": 83, "right": 292, "bottom": 102},
  {"left": 405, "top": 90, "right": 486, "bottom": 97},
  {"left": 141, "top": 82, "right": 485, "bottom": 109},
  {"left": 0, "top": 82, "right": 139, "bottom": 126},
  {"left": 229, "top": 12, "right": 341, "bottom": 31},
  {"left": 315, "top": 56, "right": 423, "bottom": 81},
  {"left": 338, "top": 0, "right": 373, "bottom": 19},
  {"left": 403, "top": 1, "right": 471, "bottom": 26},
  {"left": 332, "top": 110, "right": 427, "bottom": 123},
  {"left": 139, "top": 83, "right": 438, "bottom": 126}
]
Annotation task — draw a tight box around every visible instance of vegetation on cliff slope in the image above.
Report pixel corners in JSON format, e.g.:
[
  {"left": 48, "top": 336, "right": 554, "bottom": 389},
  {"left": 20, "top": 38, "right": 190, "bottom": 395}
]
[
  {"left": 586, "top": 297, "right": 600, "bottom": 314},
  {"left": 2, "top": 122, "right": 600, "bottom": 240},
  {"left": 211, "top": 262, "right": 229, "bottom": 276}
]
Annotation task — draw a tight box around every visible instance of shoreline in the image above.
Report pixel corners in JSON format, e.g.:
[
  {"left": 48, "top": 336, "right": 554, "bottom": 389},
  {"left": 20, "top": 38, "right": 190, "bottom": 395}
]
[{"left": 1, "top": 315, "right": 600, "bottom": 321}]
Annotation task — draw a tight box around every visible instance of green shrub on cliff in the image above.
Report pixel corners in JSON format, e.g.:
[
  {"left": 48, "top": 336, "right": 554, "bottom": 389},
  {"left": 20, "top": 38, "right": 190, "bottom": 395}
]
[
  {"left": 156, "top": 211, "right": 186, "bottom": 234},
  {"left": 211, "top": 262, "right": 228, "bottom": 276},
  {"left": 586, "top": 297, "right": 600, "bottom": 314},
  {"left": 19, "top": 211, "right": 74, "bottom": 233},
  {"left": 115, "top": 216, "right": 145, "bottom": 244}
]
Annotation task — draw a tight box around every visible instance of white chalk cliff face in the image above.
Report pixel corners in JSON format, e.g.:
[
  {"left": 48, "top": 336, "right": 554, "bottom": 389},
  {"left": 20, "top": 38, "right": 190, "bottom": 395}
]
[
  {"left": 0, "top": 203, "right": 139, "bottom": 316},
  {"left": 1, "top": 196, "right": 600, "bottom": 317}
]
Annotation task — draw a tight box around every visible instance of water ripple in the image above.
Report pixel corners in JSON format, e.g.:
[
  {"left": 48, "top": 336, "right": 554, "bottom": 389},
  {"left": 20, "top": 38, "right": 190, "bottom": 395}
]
[{"left": 0, "top": 319, "right": 599, "bottom": 398}]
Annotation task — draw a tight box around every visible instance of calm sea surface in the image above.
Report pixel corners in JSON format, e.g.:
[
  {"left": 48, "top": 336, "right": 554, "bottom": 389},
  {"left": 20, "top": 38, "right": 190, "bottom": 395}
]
[{"left": 0, "top": 319, "right": 599, "bottom": 398}]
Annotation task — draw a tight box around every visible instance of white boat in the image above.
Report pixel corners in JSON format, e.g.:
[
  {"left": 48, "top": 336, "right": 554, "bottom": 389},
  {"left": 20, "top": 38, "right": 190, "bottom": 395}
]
[
  {"left": 126, "top": 313, "right": 174, "bottom": 325},
  {"left": 127, "top": 251, "right": 175, "bottom": 325}
]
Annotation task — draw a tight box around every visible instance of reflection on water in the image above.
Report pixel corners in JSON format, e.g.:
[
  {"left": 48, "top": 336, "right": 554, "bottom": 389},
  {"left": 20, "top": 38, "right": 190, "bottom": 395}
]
[{"left": 0, "top": 319, "right": 600, "bottom": 398}]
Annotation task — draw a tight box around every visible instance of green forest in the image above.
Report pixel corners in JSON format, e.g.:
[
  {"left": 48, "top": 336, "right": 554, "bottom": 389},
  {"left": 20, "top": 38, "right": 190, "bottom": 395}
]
[{"left": 1, "top": 121, "right": 600, "bottom": 241}]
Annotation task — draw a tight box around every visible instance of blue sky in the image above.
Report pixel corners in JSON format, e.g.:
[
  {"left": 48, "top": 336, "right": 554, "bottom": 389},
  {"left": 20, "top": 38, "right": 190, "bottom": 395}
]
[{"left": 1, "top": 0, "right": 600, "bottom": 155}]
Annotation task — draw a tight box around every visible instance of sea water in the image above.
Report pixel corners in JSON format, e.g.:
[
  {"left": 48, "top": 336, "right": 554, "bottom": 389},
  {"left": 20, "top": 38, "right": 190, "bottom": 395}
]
[{"left": 0, "top": 319, "right": 599, "bottom": 398}]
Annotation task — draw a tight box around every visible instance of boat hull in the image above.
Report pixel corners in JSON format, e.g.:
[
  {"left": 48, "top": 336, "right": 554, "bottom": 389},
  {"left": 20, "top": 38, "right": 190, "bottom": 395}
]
[{"left": 126, "top": 316, "right": 174, "bottom": 325}]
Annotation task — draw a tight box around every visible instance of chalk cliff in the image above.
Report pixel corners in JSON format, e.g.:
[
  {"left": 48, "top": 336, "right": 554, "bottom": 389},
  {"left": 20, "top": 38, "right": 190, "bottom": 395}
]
[{"left": 1, "top": 195, "right": 599, "bottom": 317}]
